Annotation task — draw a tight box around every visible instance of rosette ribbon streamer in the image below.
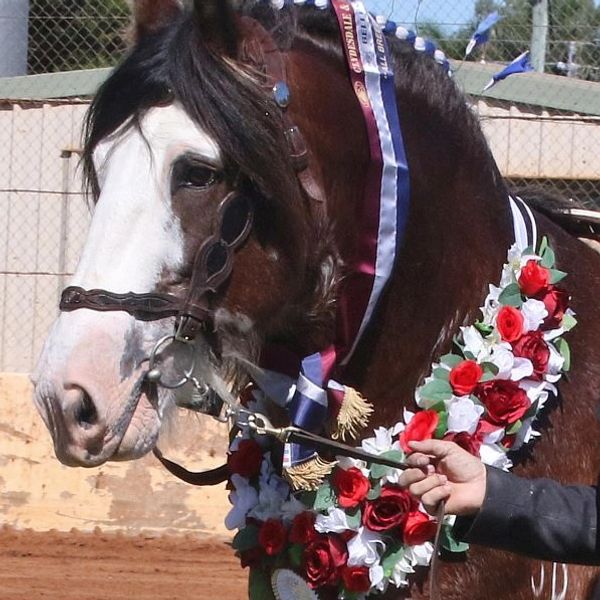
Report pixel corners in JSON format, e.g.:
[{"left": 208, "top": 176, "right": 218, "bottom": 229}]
[{"left": 268, "top": 0, "right": 410, "bottom": 488}]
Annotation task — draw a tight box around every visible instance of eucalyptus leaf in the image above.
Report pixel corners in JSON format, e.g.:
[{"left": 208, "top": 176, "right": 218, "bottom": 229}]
[
  {"left": 434, "top": 411, "right": 448, "bottom": 439},
  {"left": 441, "top": 525, "right": 469, "bottom": 554},
  {"left": 523, "top": 244, "right": 535, "bottom": 256},
  {"left": 506, "top": 419, "right": 522, "bottom": 435},
  {"left": 382, "top": 545, "right": 405, "bottom": 578},
  {"left": 346, "top": 507, "right": 362, "bottom": 530},
  {"left": 474, "top": 321, "right": 494, "bottom": 336},
  {"left": 479, "top": 371, "right": 495, "bottom": 383},
  {"left": 440, "top": 353, "right": 463, "bottom": 368},
  {"left": 367, "top": 482, "right": 382, "bottom": 500},
  {"left": 481, "top": 362, "right": 499, "bottom": 376},
  {"left": 249, "top": 568, "right": 275, "bottom": 600},
  {"left": 562, "top": 313, "right": 577, "bottom": 332},
  {"left": 232, "top": 524, "right": 260, "bottom": 552},
  {"left": 549, "top": 269, "right": 567, "bottom": 284},
  {"left": 556, "top": 338, "right": 571, "bottom": 372},
  {"left": 420, "top": 379, "right": 453, "bottom": 402},
  {"left": 541, "top": 245, "right": 556, "bottom": 269},
  {"left": 433, "top": 367, "right": 450, "bottom": 381},
  {"left": 538, "top": 237, "right": 549, "bottom": 257},
  {"left": 288, "top": 544, "right": 304, "bottom": 568},
  {"left": 313, "top": 481, "right": 336, "bottom": 511},
  {"left": 370, "top": 450, "right": 404, "bottom": 480},
  {"left": 498, "top": 283, "right": 523, "bottom": 308}
]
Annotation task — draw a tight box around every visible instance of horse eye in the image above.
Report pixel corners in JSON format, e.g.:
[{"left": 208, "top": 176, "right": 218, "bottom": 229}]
[
  {"left": 181, "top": 165, "right": 217, "bottom": 189},
  {"left": 173, "top": 159, "right": 219, "bottom": 191}
]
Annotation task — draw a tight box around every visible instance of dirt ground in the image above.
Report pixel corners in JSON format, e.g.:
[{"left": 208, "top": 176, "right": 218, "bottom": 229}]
[{"left": 0, "top": 526, "right": 248, "bottom": 600}]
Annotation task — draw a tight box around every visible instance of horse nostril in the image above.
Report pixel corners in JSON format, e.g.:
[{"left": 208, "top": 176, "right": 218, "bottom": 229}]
[{"left": 74, "top": 390, "right": 98, "bottom": 430}]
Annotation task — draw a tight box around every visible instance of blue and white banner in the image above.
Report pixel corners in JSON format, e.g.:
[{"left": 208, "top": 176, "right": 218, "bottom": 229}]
[
  {"left": 483, "top": 51, "right": 534, "bottom": 91},
  {"left": 466, "top": 11, "right": 502, "bottom": 57}
]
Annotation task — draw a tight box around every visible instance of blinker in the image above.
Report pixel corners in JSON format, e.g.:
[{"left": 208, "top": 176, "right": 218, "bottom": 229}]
[{"left": 273, "top": 81, "right": 290, "bottom": 109}]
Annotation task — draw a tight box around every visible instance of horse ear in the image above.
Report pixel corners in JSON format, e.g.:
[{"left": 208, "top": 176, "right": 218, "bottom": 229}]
[
  {"left": 130, "top": 0, "right": 183, "bottom": 42},
  {"left": 192, "top": 0, "right": 238, "bottom": 57}
]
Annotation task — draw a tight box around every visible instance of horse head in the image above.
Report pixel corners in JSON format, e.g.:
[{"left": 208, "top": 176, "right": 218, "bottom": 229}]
[{"left": 32, "top": 0, "right": 333, "bottom": 467}]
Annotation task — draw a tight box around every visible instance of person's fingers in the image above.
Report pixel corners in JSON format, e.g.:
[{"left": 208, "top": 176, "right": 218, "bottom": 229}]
[
  {"left": 408, "top": 473, "right": 448, "bottom": 498},
  {"left": 405, "top": 452, "right": 433, "bottom": 468},
  {"left": 420, "top": 484, "right": 452, "bottom": 515},
  {"left": 409, "top": 439, "right": 456, "bottom": 458},
  {"left": 399, "top": 467, "right": 428, "bottom": 488}
]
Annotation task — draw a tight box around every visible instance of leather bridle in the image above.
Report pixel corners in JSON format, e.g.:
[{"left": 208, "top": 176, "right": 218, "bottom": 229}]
[{"left": 57, "top": 19, "right": 319, "bottom": 485}]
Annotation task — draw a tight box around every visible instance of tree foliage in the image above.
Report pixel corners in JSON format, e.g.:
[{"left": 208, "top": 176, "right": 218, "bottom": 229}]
[{"left": 28, "top": 0, "right": 130, "bottom": 74}]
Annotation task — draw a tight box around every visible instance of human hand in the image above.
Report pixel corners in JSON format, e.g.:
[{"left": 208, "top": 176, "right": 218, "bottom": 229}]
[{"left": 399, "top": 439, "right": 487, "bottom": 516}]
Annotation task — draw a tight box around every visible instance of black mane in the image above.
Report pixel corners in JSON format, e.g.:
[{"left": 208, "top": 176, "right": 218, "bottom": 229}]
[{"left": 83, "top": 2, "right": 489, "bottom": 204}]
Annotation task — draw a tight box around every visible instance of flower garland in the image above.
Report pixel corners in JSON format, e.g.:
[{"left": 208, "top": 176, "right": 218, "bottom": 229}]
[{"left": 225, "top": 238, "right": 575, "bottom": 599}]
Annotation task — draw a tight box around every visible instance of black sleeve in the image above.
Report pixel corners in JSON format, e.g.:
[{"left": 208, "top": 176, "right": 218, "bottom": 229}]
[{"left": 453, "top": 466, "right": 600, "bottom": 565}]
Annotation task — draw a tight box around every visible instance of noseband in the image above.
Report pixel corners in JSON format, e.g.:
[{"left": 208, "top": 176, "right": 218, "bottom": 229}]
[{"left": 60, "top": 191, "right": 254, "bottom": 340}]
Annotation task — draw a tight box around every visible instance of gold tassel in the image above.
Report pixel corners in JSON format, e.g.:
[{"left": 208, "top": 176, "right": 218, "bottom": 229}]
[
  {"left": 331, "top": 386, "right": 374, "bottom": 442},
  {"left": 283, "top": 456, "right": 336, "bottom": 491}
]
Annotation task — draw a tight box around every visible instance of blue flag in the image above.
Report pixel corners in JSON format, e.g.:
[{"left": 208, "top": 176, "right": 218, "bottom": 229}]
[
  {"left": 483, "top": 51, "right": 534, "bottom": 91},
  {"left": 466, "top": 11, "right": 502, "bottom": 56}
]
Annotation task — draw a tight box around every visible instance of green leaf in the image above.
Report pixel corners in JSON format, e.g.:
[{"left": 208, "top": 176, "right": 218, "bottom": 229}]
[
  {"left": 549, "top": 269, "right": 567, "bottom": 284},
  {"left": 562, "top": 313, "right": 577, "bottom": 332},
  {"left": 541, "top": 245, "right": 556, "bottom": 269},
  {"left": 440, "top": 353, "right": 463, "bottom": 368},
  {"left": 479, "top": 371, "right": 495, "bottom": 383},
  {"left": 382, "top": 544, "right": 405, "bottom": 578},
  {"left": 249, "top": 568, "right": 275, "bottom": 600},
  {"left": 523, "top": 244, "right": 535, "bottom": 256},
  {"left": 537, "top": 236, "right": 548, "bottom": 257},
  {"left": 299, "top": 490, "right": 317, "bottom": 508},
  {"left": 506, "top": 419, "right": 522, "bottom": 435},
  {"left": 523, "top": 399, "right": 539, "bottom": 420},
  {"left": 313, "top": 481, "right": 336, "bottom": 511},
  {"left": 441, "top": 525, "right": 469, "bottom": 554},
  {"left": 434, "top": 411, "right": 448, "bottom": 439},
  {"left": 367, "top": 482, "right": 382, "bottom": 500},
  {"left": 232, "top": 524, "right": 260, "bottom": 552},
  {"left": 498, "top": 283, "right": 523, "bottom": 308},
  {"left": 433, "top": 367, "right": 450, "bottom": 381},
  {"left": 481, "top": 362, "right": 499, "bottom": 376},
  {"left": 474, "top": 321, "right": 494, "bottom": 336},
  {"left": 288, "top": 544, "right": 304, "bottom": 568},
  {"left": 346, "top": 507, "right": 362, "bottom": 530},
  {"left": 420, "top": 379, "right": 453, "bottom": 403},
  {"left": 370, "top": 450, "right": 405, "bottom": 480},
  {"left": 556, "top": 338, "right": 571, "bottom": 372}
]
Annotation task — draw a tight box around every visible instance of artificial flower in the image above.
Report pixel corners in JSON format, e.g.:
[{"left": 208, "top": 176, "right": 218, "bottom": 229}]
[
  {"left": 303, "top": 534, "right": 348, "bottom": 588},
  {"left": 363, "top": 486, "right": 414, "bottom": 532},
  {"left": 399, "top": 410, "right": 439, "bottom": 453},
  {"left": 449, "top": 360, "right": 483, "bottom": 396},
  {"left": 258, "top": 518, "right": 287, "bottom": 555},
  {"left": 496, "top": 306, "right": 524, "bottom": 342},
  {"left": 518, "top": 259, "right": 549, "bottom": 296},
  {"left": 333, "top": 467, "right": 370, "bottom": 508}
]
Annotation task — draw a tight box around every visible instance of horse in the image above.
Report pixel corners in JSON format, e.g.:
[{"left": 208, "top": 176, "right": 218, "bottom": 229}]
[{"left": 31, "top": 1, "right": 600, "bottom": 598}]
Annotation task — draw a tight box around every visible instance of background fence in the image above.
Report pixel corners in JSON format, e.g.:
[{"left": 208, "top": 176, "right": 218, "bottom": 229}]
[{"left": 1, "top": 0, "right": 599, "bottom": 372}]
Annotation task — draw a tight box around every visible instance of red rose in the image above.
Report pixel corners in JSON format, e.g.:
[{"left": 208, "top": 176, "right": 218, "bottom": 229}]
[
  {"left": 227, "top": 439, "right": 263, "bottom": 478},
  {"left": 537, "top": 285, "right": 569, "bottom": 330},
  {"left": 289, "top": 511, "right": 318, "bottom": 545},
  {"left": 443, "top": 431, "right": 482, "bottom": 456},
  {"left": 496, "top": 306, "right": 524, "bottom": 342},
  {"left": 332, "top": 467, "right": 370, "bottom": 509},
  {"left": 239, "top": 546, "right": 263, "bottom": 569},
  {"left": 399, "top": 410, "right": 439, "bottom": 453},
  {"left": 341, "top": 565, "right": 371, "bottom": 593},
  {"left": 258, "top": 518, "right": 287, "bottom": 556},
  {"left": 512, "top": 331, "right": 550, "bottom": 379},
  {"left": 403, "top": 510, "right": 438, "bottom": 546},
  {"left": 363, "top": 486, "right": 415, "bottom": 532},
  {"left": 477, "top": 380, "right": 530, "bottom": 427},
  {"left": 303, "top": 534, "right": 348, "bottom": 589},
  {"left": 449, "top": 360, "right": 483, "bottom": 396},
  {"left": 518, "top": 260, "right": 550, "bottom": 296}
]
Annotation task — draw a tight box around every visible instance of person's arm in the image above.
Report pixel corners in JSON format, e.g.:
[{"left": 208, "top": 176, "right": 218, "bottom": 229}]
[{"left": 402, "top": 440, "right": 600, "bottom": 565}]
